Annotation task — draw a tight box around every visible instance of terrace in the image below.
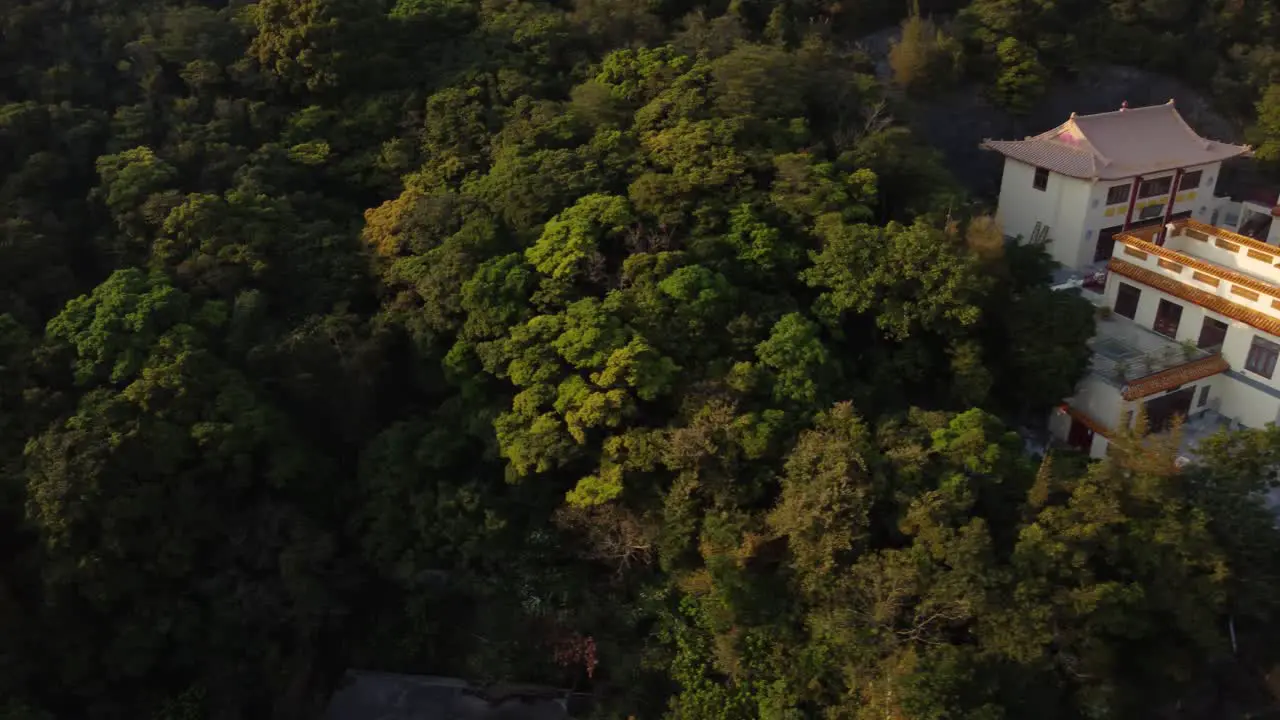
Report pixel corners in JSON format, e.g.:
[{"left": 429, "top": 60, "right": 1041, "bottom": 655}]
[
  {"left": 1089, "top": 313, "right": 1219, "bottom": 389},
  {"left": 1121, "top": 218, "right": 1280, "bottom": 289}
]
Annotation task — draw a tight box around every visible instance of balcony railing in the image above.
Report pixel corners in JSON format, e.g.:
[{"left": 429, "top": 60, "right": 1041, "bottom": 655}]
[{"left": 1089, "top": 315, "right": 1214, "bottom": 384}]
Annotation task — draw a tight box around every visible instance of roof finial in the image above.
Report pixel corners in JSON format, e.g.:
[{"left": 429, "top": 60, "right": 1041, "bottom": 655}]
[
  {"left": 1070, "top": 111, "right": 1077, "bottom": 118},
  {"left": 1168, "top": 98, "right": 1176, "bottom": 105},
  {"left": 1120, "top": 100, "right": 1128, "bottom": 111}
]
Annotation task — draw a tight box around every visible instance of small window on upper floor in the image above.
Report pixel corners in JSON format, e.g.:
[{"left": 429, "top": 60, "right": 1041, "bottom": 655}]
[
  {"left": 1139, "top": 176, "right": 1174, "bottom": 199},
  {"left": 1246, "top": 336, "right": 1280, "bottom": 379},
  {"left": 1033, "top": 167, "right": 1049, "bottom": 191},
  {"left": 1106, "top": 183, "right": 1131, "bottom": 205},
  {"left": 1179, "top": 170, "right": 1203, "bottom": 191}
]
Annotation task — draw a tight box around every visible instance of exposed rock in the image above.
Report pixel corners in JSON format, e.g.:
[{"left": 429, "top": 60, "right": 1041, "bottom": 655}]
[
  {"left": 855, "top": 28, "right": 1247, "bottom": 200},
  {"left": 322, "top": 671, "right": 587, "bottom": 720}
]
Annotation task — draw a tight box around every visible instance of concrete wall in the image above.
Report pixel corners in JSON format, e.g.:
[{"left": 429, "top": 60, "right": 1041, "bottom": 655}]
[
  {"left": 1103, "top": 270, "right": 1280, "bottom": 426},
  {"left": 1220, "top": 374, "right": 1280, "bottom": 427},
  {"left": 1071, "top": 375, "right": 1128, "bottom": 429},
  {"left": 1079, "top": 163, "right": 1219, "bottom": 257},
  {"left": 996, "top": 160, "right": 1223, "bottom": 271},
  {"left": 1112, "top": 237, "right": 1280, "bottom": 329},
  {"left": 1089, "top": 434, "right": 1110, "bottom": 458},
  {"left": 1164, "top": 228, "right": 1280, "bottom": 280},
  {"left": 996, "top": 159, "right": 1093, "bottom": 269}
]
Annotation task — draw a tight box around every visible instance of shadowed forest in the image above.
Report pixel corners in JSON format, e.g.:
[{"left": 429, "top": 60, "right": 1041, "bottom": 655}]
[{"left": 4, "top": 0, "right": 1280, "bottom": 718}]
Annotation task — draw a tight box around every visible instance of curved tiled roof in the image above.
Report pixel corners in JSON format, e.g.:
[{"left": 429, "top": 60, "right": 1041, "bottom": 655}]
[{"left": 981, "top": 101, "right": 1252, "bottom": 180}]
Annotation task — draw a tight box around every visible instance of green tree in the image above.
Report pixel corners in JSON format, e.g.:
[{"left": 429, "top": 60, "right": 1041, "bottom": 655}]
[
  {"left": 29, "top": 271, "right": 352, "bottom": 716},
  {"left": 1250, "top": 83, "right": 1280, "bottom": 167},
  {"left": 889, "top": 8, "right": 962, "bottom": 94}
]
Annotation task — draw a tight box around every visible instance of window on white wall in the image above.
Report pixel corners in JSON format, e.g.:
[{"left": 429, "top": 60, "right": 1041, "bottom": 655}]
[
  {"left": 1033, "top": 167, "right": 1049, "bottom": 191},
  {"left": 1106, "top": 184, "right": 1131, "bottom": 205},
  {"left": 1197, "top": 385, "right": 1210, "bottom": 407},
  {"left": 1197, "top": 317, "right": 1228, "bottom": 349},
  {"left": 1246, "top": 336, "right": 1280, "bottom": 379},
  {"left": 1179, "top": 171, "right": 1203, "bottom": 191},
  {"left": 1153, "top": 299, "right": 1183, "bottom": 338},
  {"left": 1139, "top": 177, "right": 1173, "bottom": 198},
  {"left": 1115, "top": 283, "right": 1141, "bottom": 319}
]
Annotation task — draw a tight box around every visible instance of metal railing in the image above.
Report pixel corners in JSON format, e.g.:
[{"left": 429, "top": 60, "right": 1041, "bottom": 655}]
[{"left": 1088, "top": 316, "right": 1214, "bottom": 383}]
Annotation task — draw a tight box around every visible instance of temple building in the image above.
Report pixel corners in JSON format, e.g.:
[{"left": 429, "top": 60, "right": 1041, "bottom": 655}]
[
  {"left": 1049, "top": 219, "right": 1280, "bottom": 458},
  {"left": 982, "top": 100, "right": 1252, "bottom": 272}
]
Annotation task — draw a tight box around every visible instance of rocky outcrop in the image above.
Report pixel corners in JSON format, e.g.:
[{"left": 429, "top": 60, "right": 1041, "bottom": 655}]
[{"left": 855, "top": 29, "right": 1246, "bottom": 199}]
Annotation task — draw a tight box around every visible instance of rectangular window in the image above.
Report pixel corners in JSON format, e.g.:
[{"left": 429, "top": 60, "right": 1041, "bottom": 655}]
[
  {"left": 1197, "top": 384, "right": 1211, "bottom": 407},
  {"left": 1179, "top": 171, "right": 1203, "bottom": 191},
  {"left": 1139, "top": 176, "right": 1174, "bottom": 199},
  {"left": 1033, "top": 167, "right": 1049, "bottom": 191},
  {"left": 1245, "top": 336, "right": 1280, "bottom": 379},
  {"left": 1216, "top": 238, "right": 1240, "bottom": 252},
  {"left": 1249, "top": 249, "right": 1274, "bottom": 262},
  {"left": 1139, "top": 203, "right": 1166, "bottom": 220},
  {"left": 1197, "top": 317, "right": 1228, "bottom": 349},
  {"left": 1122, "top": 246, "right": 1148, "bottom": 260},
  {"left": 1115, "top": 282, "right": 1141, "bottom": 319},
  {"left": 1153, "top": 299, "right": 1183, "bottom": 338},
  {"left": 1157, "top": 259, "right": 1183, "bottom": 273},
  {"left": 1106, "top": 184, "right": 1132, "bottom": 205}
]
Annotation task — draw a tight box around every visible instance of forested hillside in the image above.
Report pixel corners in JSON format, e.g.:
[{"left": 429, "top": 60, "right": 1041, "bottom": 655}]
[{"left": 3, "top": 1, "right": 1280, "bottom": 719}]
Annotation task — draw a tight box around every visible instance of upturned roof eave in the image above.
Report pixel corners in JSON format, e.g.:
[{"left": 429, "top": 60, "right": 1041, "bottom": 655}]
[{"left": 980, "top": 140, "right": 1253, "bottom": 181}]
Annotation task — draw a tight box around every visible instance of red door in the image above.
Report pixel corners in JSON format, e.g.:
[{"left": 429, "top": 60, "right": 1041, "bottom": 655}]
[{"left": 1067, "top": 418, "right": 1094, "bottom": 451}]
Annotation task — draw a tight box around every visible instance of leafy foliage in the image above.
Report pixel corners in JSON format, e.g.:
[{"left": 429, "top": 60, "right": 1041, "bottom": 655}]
[{"left": 0, "top": 1, "right": 1277, "bottom": 719}]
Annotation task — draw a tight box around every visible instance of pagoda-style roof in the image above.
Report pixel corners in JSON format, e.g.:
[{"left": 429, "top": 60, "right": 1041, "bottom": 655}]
[{"left": 981, "top": 100, "right": 1252, "bottom": 180}]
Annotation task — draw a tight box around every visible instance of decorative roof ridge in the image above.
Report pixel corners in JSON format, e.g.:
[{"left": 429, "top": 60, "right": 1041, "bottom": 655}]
[
  {"left": 1069, "top": 101, "right": 1177, "bottom": 122},
  {"left": 1068, "top": 117, "right": 1110, "bottom": 168},
  {"left": 977, "top": 137, "right": 1096, "bottom": 158},
  {"left": 1032, "top": 118, "right": 1110, "bottom": 170},
  {"left": 1161, "top": 105, "right": 1255, "bottom": 154}
]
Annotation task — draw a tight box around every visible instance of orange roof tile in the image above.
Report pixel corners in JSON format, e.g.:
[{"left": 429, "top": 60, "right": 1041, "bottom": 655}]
[
  {"left": 1182, "top": 218, "right": 1280, "bottom": 263},
  {"left": 1064, "top": 406, "right": 1113, "bottom": 438},
  {"left": 1107, "top": 258, "right": 1280, "bottom": 336},
  {"left": 1114, "top": 234, "right": 1280, "bottom": 300},
  {"left": 1121, "top": 354, "right": 1229, "bottom": 400}
]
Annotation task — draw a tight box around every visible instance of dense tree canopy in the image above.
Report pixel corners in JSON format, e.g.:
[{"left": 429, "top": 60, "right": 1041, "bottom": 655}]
[{"left": 1, "top": 1, "right": 1279, "bottom": 719}]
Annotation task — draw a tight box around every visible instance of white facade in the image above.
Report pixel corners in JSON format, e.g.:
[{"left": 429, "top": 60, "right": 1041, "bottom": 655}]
[
  {"left": 995, "top": 159, "right": 1221, "bottom": 271},
  {"left": 984, "top": 101, "right": 1251, "bottom": 273},
  {"left": 1210, "top": 192, "right": 1280, "bottom": 246},
  {"left": 1051, "top": 220, "right": 1280, "bottom": 458}
]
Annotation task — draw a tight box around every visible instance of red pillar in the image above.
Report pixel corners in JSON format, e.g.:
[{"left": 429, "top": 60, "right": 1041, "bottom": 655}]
[
  {"left": 1122, "top": 175, "right": 1142, "bottom": 231},
  {"left": 1157, "top": 168, "right": 1184, "bottom": 246}
]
